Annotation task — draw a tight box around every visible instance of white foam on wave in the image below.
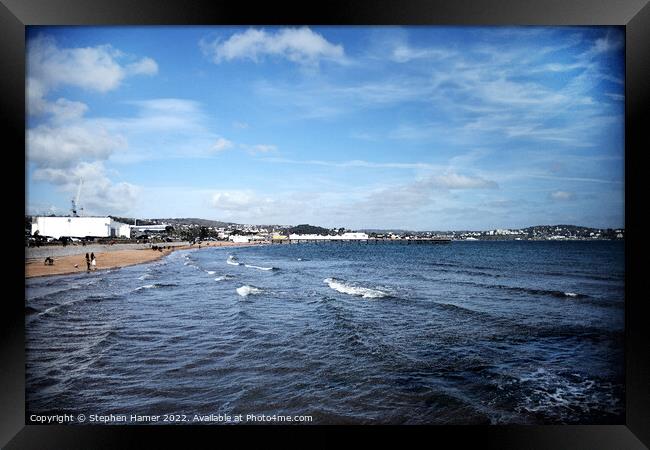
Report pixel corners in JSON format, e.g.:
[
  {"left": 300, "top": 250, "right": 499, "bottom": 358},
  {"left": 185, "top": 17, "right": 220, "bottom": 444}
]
[
  {"left": 227, "top": 255, "right": 240, "bottom": 266},
  {"left": 244, "top": 264, "right": 274, "bottom": 271},
  {"left": 236, "top": 285, "right": 262, "bottom": 297},
  {"left": 206, "top": 270, "right": 216, "bottom": 275},
  {"left": 136, "top": 284, "right": 157, "bottom": 290},
  {"left": 138, "top": 274, "right": 152, "bottom": 280},
  {"left": 514, "top": 367, "right": 622, "bottom": 419},
  {"left": 323, "top": 278, "right": 388, "bottom": 299},
  {"left": 564, "top": 292, "right": 578, "bottom": 297},
  {"left": 37, "top": 297, "right": 84, "bottom": 316}
]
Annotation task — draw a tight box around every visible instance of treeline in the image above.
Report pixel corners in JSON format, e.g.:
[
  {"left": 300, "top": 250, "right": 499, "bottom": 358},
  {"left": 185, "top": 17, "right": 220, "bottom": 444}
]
[
  {"left": 109, "top": 216, "right": 158, "bottom": 226},
  {"left": 287, "top": 224, "right": 333, "bottom": 235}
]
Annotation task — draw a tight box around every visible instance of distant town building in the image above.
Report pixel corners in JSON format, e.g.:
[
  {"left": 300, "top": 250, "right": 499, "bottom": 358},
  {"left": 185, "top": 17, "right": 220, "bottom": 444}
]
[
  {"left": 129, "top": 224, "right": 168, "bottom": 235},
  {"left": 230, "top": 235, "right": 250, "bottom": 243},
  {"left": 288, "top": 232, "right": 369, "bottom": 241},
  {"left": 31, "top": 216, "right": 131, "bottom": 239}
]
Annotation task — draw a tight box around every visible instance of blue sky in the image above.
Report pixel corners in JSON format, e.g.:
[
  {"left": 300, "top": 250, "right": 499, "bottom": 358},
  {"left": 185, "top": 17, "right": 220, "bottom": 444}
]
[{"left": 25, "top": 26, "right": 624, "bottom": 230}]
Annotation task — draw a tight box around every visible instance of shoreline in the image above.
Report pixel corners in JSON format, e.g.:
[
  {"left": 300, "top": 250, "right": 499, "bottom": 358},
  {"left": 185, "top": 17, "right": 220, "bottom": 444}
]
[{"left": 25, "top": 242, "right": 264, "bottom": 279}]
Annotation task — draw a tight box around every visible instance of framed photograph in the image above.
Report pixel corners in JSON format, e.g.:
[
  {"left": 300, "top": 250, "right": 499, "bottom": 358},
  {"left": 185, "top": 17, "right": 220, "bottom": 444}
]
[{"left": 3, "top": 0, "right": 648, "bottom": 447}]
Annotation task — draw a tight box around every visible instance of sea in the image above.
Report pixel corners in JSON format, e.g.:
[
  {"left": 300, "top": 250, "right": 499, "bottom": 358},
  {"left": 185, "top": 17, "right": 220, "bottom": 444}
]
[{"left": 25, "top": 241, "right": 625, "bottom": 425}]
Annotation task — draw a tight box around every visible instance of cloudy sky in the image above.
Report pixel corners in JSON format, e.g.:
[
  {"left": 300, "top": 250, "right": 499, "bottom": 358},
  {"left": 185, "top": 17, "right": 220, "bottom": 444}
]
[{"left": 26, "top": 26, "right": 624, "bottom": 230}]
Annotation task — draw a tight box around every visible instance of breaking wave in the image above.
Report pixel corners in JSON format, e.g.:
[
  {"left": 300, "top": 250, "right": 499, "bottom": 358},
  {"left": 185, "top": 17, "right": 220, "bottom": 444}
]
[
  {"left": 215, "top": 275, "right": 235, "bottom": 282},
  {"left": 236, "top": 285, "right": 263, "bottom": 297},
  {"left": 244, "top": 264, "right": 275, "bottom": 271},
  {"left": 323, "top": 278, "right": 389, "bottom": 299},
  {"left": 134, "top": 283, "right": 178, "bottom": 291},
  {"left": 226, "top": 255, "right": 241, "bottom": 266}
]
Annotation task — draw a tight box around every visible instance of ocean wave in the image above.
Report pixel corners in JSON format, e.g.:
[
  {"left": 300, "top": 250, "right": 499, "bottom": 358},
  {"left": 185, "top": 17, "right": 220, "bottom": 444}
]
[
  {"left": 227, "top": 255, "right": 241, "bottom": 266},
  {"left": 206, "top": 270, "right": 216, "bottom": 275},
  {"left": 27, "top": 283, "right": 84, "bottom": 301},
  {"left": 513, "top": 368, "right": 623, "bottom": 421},
  {"left": 244, "top": 264, "right": 275, "bottom": 271},
  {"left": 236, "top": 285, "right": 263, "bottom": 297},
  {"left": 215, "top": 275, "right": 235, "bottom": 282},
  {"left": 445, "top": 279, "right": 589, "bottom": 300},
  {"left": 138, "top": 274, "right": 152, "bottom": 280},
  {"left": 37, "top": 297, "right": 85, "bottom": 317},
  {"left": 135, "top": 283, "right": 178, "bottom": 291},
  {"left": 323, "top": 278, "right": 389, "bottom": 299},
  {"left": 84, "top": 294, "right": 123, "bottom": 303},
  {"left": 511, "top": 287, "right": 588, "bottom": 299},
  {"left": 432, "top": 301, "right": 499, "bottom": 321},
  {"left": 136, "top": 284, "right": 157, "bottom": 290}
]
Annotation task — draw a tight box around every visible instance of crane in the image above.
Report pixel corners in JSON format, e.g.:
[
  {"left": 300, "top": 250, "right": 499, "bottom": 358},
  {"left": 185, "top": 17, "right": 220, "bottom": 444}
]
[{"left": 71, "top": 178, "right": 84, "bottom": 217}]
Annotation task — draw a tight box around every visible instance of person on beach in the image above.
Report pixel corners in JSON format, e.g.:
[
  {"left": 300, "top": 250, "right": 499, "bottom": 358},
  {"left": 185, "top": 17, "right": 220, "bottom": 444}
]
[
  {"left": 90, "top": 253, "right": 96, "bottom": 271},
  {"left": 85, "top": 253, "right": 91, "bottom": 272}
]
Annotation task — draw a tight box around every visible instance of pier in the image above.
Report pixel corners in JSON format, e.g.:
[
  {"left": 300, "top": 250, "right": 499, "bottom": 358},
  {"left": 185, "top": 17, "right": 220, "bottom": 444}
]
[{"left": 272, "top": 237, "right": 452, "bottom": 245}]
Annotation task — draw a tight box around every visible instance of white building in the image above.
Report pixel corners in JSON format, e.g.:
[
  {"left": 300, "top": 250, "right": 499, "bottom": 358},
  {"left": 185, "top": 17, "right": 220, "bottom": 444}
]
[
  {"left": 230, "top": 235, "right": 250, "bottom": 243},
  {"left": 338, "top": 232, "right": 369, "bottom": 240},
  {"left": 31, "top": 216, "right": 131, "bottom": 239},
  {"left": 129, "top": 224, "right": 168, "bottom": 235}
]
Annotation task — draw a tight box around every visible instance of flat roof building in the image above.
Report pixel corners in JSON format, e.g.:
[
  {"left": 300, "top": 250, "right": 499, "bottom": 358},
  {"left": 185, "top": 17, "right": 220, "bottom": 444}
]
[{"left": 31, "top": 216, "right": 131, "bottom": 239}]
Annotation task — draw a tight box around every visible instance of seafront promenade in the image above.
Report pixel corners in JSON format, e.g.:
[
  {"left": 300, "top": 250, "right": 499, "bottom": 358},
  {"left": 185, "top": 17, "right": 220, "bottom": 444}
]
[{"left": 25, "top": 242, "right": 190, "bottom": 260}]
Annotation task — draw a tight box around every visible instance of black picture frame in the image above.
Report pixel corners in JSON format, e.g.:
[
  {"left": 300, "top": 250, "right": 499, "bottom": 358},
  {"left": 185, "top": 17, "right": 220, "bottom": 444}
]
[{"left": 3, "top": 0, "right": 648, "bottom": 447}]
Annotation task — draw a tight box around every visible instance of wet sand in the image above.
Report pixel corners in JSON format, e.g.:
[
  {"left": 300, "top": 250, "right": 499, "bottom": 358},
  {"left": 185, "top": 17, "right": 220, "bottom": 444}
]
[{"left": 25, "top": 242, "right": 262, "bottom": 278}]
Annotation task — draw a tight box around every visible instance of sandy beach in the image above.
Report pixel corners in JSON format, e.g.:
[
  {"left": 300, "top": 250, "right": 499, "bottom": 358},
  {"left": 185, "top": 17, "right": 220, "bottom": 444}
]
[{"left": 25, "top": 241, "right": 261, "bottom": 278}]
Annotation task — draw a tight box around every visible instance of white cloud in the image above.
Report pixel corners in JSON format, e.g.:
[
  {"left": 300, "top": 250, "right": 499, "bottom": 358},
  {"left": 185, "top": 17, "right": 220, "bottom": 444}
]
[
  {"left": 212, "top": 136, "right": 234, "bottom": 152},
  {"left": 209, "top": 190, "right": 309, "bottom": 223},
  {"left": 28, "top": 36, "right": 123, "bottom": 93},
  {"left": 262, "top": 158, "right": 496, "bottom": 201},
  {"left": 391, "top": 45, "right": 453, "bottom": 63},
  {"left": 109, "top": 99, "right": 212, "bottom": 138},
  {"left": 25, "top": 34, "right": 160, "bottom": 216},
  {"left": 28, "top": 35, "right": 156, "bottom": 95},
  {"left": 41, "top": 98, "right": 89, "bottom": 123},
  {"left": 210, "top": 191, "right": 258, "bottom": 211},
  {"left": 27, "top": 35, "right": 158, "bottom": 118},
  {"left": 201, "top": 27, "right": 345, "bottom": 66},
  {"left": 241, "top": 144, "right": 277, "bottom": 155},
  {"left": 32, "top": 161, "right": 140, "bottom": 215},
  {"left": 605, "top": 93, "right": 624, "bottom": 101},
  {"left": 254, "top": 77, "right": 433, "bottom": 119},
  {"left": 27, "top": 122, "right": 127, "bottom": 168},
  {"left": 592, "top": 32, "right": 624, "bottom": 54},
  {"left": 126, "top": 57, "right": 158, "bottom": 76},
  {"left": 428, "top": 173, "right": 498, "bottom": 190},
  {"left": 129, "top": 98, "right": 201, "bottom": 115},
  {"left": 262, "top": 157, "right": 454, "bottom": 172},
  {"left": 318, "top": 172, "right": 498, "bottom": 225}
]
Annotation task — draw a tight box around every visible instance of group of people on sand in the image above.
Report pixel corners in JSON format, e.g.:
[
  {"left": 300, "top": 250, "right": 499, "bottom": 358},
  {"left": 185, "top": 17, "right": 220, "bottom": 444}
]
[{"left": 85, "top": 252, "right": 96, "bottom": 271}]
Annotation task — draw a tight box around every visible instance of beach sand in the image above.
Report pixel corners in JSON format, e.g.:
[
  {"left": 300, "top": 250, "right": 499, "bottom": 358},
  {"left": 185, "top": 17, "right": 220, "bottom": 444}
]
[{"left": 25, "top": 241, "right": 261, "bottom": 278}]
